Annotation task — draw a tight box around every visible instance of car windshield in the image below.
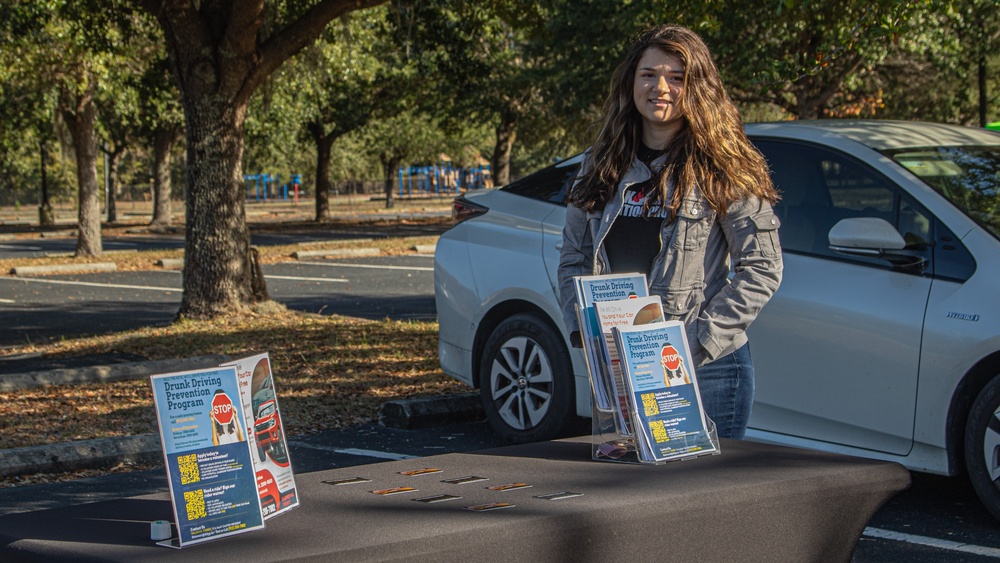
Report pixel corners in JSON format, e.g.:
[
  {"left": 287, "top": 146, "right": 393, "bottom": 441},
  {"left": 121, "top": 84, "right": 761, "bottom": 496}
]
[
  {"left": 258, "top": 403, "right": 274, "bottom": 417},
  {"left": 884, "top": 145, "right": 1000, "bottom": 241}
]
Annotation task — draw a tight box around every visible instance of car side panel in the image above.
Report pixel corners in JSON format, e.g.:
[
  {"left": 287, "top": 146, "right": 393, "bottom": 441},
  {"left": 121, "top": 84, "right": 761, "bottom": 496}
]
[
  {"left": 914, "top": 231, "right": 1000, "bottom": 452},
  {"left": 435, "top": 223, "right": 479, "bottom": 386},
  {"left": 748, "top": 252, "right": 928, "bottom": 455},
  {"left": 540, "top": 204, "right": 593, "bottom": 417},
  {"left": 437, "top": 189, "right": 580, "bottom": 394}
]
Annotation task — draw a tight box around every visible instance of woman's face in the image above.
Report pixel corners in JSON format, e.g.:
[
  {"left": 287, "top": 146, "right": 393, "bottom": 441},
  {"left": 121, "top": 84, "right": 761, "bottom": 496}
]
[{"left": 632, "top": 47, "right": 685, "bottom": 146}]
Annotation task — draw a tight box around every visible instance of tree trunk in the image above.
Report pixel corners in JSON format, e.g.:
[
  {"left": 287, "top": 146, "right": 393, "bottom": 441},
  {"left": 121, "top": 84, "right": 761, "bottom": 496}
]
[
  {"left": 979, "top": 54, "right": 987, "bottom": 128},
  {"left": 382, "top": 156, "right": 401, "bottom": 209},
  {"left": 310, "top": 123, "right": 334, "bottom": 222},
  {"left": 151, "top": 125, "right": 178, "bottom": 227},
  {"left": 137, "top": 0, "right": 389, "bottom": 319},
  {"left": 491, "top": 109, "right": 517, "bottom": 187},
  {"left": 177, "top": 100, "right": 262, "bottom": 319},
  {"left": 39, "top": 140, "right": 54, "bottom": 227},
  {"left": 62, "top": 82, "right": 103, "bottom": 257},
  {"left": 106, "top": 150, "right": 120, "bottom": 224}
]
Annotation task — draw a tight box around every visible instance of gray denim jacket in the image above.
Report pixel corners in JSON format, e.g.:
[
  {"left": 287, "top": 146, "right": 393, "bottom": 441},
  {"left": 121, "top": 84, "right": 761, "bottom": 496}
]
[{"left": 558, "top": 155, "right": 783, "bottom": 367}]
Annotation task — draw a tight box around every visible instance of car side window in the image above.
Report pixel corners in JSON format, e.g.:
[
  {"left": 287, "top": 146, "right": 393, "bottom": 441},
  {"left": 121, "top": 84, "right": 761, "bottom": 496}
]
[
  {"left": 501, "top": 161, "right": 581, "bottom": 205},
  {"left": 898, "top": 195, "right": 932, "bottom": 248},
  {"left": 755, "top": 140, "right": 932, "bottom": 270}
]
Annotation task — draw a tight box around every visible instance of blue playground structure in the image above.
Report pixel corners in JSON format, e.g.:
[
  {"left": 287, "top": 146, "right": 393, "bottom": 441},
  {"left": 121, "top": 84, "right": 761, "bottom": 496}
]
[
  {"left": 245, "top": 173, "right": 302, "bottom": 203},
  {"left": 397, "top": 163, "right": 491, "bottom": 198}
]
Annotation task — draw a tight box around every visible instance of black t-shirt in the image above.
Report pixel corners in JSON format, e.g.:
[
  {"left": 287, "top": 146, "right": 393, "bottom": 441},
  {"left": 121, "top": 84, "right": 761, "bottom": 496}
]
[{"left": 603, "top": 144, "right": 668, "bottom": 275}]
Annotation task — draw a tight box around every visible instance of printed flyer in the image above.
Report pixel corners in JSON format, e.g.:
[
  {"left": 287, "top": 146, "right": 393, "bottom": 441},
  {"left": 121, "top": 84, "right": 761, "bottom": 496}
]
[
  {"left": 151, "top": 366, "right": 265, "bottom": 547},
  {"left": 222, "top": 353, "right": 299, "bottom": 519},
  {"left": 612, "top": 321, "right": 718, "bottom": 462},
  {"left": 593, "top": 295, "right": 666, "bottom": 435},
  {"left": 573, "top": 273, "right": 648, "bottom": 422}
]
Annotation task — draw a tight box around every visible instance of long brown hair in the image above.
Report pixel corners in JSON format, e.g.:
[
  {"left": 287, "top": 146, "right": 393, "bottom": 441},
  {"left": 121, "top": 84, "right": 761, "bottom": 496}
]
[{"left": 569, "top": 25, "right": 777, "bottom": 218}]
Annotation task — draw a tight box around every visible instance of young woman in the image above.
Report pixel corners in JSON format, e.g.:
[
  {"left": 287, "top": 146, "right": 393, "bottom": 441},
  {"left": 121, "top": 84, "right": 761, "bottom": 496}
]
[{"left": 558, "top": 25, "right": 782, "bottom": 440}]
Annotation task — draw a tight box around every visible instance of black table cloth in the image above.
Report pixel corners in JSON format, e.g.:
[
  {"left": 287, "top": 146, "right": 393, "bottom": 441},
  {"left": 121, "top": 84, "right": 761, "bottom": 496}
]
[{"left": 0, "top": 436, "right": 910, "bottom": 562}]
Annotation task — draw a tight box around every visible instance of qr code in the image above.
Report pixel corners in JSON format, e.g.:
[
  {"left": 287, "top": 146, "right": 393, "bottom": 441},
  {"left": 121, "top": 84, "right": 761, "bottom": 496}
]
[
  {"left": 178, "top": 453, "right": 200, "bottom": 485},
  {"left": 641, "top": 393, "right": 659, "bottom": 416},
  {"left": 184, "top": 489, "right": 207, "bottom": 520},
  {"left": 650, "top": 420, "right": 668, "bottom": 443}
]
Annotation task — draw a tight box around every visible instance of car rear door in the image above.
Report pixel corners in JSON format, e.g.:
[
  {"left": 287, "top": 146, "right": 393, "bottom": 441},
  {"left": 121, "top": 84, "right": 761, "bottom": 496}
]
[{"left": 747, "top": 139, "right": 932, "bottom": 456}]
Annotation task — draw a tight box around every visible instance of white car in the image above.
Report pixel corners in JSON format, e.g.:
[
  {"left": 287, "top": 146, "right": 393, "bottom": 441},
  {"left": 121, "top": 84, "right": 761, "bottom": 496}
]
[{"left": 433, "top": 120, "right": 1000, "bottom": 518}]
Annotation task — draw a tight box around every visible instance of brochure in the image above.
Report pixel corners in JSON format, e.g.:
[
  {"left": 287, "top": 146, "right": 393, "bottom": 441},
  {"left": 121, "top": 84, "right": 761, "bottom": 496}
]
[
  {"left": 150, "top": 366, "right": 265, "bottom": 547},
  {"left": 611, "top": 321, "right": 718, "bottom": 462},
  {"left": 593, "top": 295, "right": 665, "bottom": 436},
  {"left": 573, "top": 273, "right": 648, "bottom": 417},
  {"left": 222, "top": 353, "right": 299, "bottom": 519}
]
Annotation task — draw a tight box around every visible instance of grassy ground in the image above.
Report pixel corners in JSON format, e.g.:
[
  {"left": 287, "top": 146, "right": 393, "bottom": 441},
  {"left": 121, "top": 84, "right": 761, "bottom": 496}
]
[{"left": 0, "top": 195, "right": 472, "bottom": 486}]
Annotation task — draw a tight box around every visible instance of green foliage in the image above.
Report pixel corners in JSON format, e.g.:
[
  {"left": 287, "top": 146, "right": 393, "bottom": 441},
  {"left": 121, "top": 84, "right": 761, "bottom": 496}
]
[
  {"left": 2, "top": 0, "right": 999, "bottom": 211},
  {"left": 694, "top": 0, "right": 922, "bottom": 118},
  {"left": 875, "top": 0, "right": 999, "bottom": 124}
]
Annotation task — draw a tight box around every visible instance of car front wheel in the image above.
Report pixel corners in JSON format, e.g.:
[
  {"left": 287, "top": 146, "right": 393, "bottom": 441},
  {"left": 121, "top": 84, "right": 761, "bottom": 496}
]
[
  {"left": 479, "top": 313, "right": 577, "bottom": 444},
  {"left": 965, "top": 374, "right": 1000, "bottom": 521}
]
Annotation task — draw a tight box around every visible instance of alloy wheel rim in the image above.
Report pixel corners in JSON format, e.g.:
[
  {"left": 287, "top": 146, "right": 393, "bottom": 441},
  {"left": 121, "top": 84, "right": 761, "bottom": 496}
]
[{"left": 488, "top": 336, "right": 554, "bottom": 431}]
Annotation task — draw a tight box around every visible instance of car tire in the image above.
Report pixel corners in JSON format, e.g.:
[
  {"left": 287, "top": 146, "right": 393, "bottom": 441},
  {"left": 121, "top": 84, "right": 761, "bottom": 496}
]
[
  {"left": 479, "top": 313, "right": 577, "bottom": 444},
  {"left": 965, "top": 375, "right": 1000, "bottom": 521}
]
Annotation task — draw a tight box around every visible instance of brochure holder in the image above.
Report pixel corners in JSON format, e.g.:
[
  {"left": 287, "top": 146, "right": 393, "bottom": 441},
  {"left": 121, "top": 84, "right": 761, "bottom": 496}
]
[
  {"left": 591, "top": 400, "right": 720, "bottom": 465},
  {"left": 573, "top": 274, "right": 721, "bottom": 465}
]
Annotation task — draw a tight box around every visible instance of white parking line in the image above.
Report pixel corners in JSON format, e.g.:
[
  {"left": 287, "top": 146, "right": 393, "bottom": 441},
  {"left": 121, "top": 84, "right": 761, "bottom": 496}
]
[
  {"left": 266, "top": 275, "right": 348, "bottom": 283},
  {"left": 4, "top": 273, "right": 349, "bottom": 292},
  {"left": 158, "top": 271, "right": 347, "bottom": 283},
  {"left": 287, "top": 441, "right": 416, "bottom": 460},
  {"left": 863, "top": 527, "right": 1000, "bottom": 558},
  {"left": 0, "top": 244, "right": 44, "bottom": 250},
  {"left": 297, "top": 260, "right": 434, "bottom": 272},
  {"left": 0, "top": 298, "right": 14, "bottom": 303},
  {"left": 8, "top": 277, "right": 179, "bottom": 292}
]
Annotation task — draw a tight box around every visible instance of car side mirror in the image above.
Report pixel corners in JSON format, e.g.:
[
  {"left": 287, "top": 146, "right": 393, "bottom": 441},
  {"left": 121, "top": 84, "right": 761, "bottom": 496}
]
[{"left": 828, "top": 218, "right": 927, "bottom": 272}]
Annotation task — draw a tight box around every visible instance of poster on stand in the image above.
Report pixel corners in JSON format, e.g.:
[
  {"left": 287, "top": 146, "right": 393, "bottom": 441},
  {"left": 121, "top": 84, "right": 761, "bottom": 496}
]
[
  {"left": 151, "top": 366, "right": 265, "bottom": 547},
  {"left": 222, "top": 353, "right": 299, "bottom": 518}
]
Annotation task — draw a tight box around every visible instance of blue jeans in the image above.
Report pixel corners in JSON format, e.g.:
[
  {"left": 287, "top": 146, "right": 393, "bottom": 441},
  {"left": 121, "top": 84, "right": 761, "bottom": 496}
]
[{"left": 696, "top": 343, "right": 754, "bottom": 440}]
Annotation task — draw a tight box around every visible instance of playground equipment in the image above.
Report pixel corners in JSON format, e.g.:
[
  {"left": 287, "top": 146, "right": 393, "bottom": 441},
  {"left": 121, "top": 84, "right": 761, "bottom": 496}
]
[
  {"left": 245, "top": 173, "right": 302, "bottom": 204},
  {"left": 397, "top": 163, "right": 491, "bottom": 198}
]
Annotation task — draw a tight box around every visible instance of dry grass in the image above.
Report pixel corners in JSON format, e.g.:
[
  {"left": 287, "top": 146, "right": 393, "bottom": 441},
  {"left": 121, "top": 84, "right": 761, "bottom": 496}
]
[{"left": 0, "top": 305, "right": 469, "bottom": 451}]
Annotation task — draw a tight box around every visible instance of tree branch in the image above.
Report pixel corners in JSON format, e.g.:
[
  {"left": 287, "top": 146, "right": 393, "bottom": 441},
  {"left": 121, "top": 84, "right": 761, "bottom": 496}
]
[
  {"left": 135, "top": 0, "right": 215, "bottom": 95},
  {"left": 242, "top": 0, "right": 388, "bottom": 102},
  {"left": 218, "top": 0, "right": 265, "bottom": 97}
]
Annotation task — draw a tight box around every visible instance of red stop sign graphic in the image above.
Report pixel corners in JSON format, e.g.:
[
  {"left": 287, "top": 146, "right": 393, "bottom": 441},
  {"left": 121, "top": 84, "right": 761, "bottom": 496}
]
[
  {"left": 212, "top": 391, "right": 235, "bottom": 425},
  {"left": 661, "top": 345, "right": 681, "bottom": 371}
]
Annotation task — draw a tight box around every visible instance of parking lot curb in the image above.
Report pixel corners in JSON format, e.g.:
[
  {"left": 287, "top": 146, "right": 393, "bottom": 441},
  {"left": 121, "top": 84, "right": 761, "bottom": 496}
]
[
  {"left": 380, "top": 392, "right": 484, "bottom": 430},
  {"left": 155, "top": 258, "right": 184, "bottom": 269},
  {"left": 10, "top": 262, "right": 117, "bottom": 276},
  {"left": 292, "top": 248, "right": 380, "bottom": 259},
  {"left": 0, "top": 354, "right": 234, "bottom": 392},
  {"left": 0, "top": 434, "right": 163, "bottom": 479}
]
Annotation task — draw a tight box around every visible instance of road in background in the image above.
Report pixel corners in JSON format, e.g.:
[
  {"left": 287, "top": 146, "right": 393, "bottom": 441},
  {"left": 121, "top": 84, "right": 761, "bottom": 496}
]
[{"left": 0, "top": 255, "right": 436, "bottom": 350}]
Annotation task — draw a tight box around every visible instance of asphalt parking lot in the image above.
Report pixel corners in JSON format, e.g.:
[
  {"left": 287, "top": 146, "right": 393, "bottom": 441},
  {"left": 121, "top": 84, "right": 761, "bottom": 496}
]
[{"left": 0, "top": 255, "right": 439, "bottom": 352}]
